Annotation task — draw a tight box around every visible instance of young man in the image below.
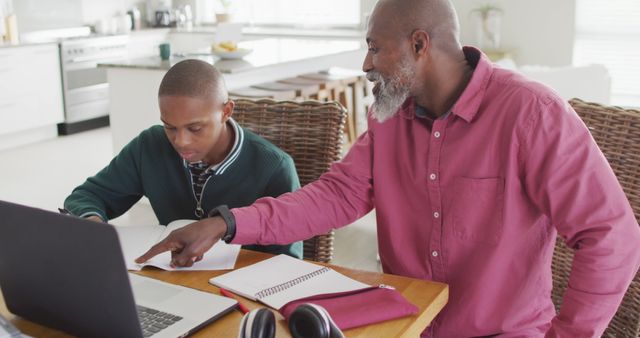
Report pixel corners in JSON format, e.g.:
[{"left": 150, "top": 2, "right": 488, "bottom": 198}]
[
  {"left": 138, "top": 0, "right": 640, "bottom": 336},
  {"left": 64, "top": 59, "right": 302, "bottom": 258}
]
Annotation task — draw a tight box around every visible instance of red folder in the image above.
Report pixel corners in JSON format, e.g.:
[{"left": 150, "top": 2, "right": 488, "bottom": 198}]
[{"left": 279, "top": 285, "right": 419, "bottom": 330}]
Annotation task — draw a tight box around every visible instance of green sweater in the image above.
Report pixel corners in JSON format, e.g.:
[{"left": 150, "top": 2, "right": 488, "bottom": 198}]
[{"left": 65, "top": 123, "right": 302, "bottom": 258}]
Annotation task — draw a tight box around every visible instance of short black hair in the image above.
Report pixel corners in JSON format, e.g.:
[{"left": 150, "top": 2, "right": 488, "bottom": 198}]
[{"left": 158, "top": 59, "right": 228, "bottom": 102}]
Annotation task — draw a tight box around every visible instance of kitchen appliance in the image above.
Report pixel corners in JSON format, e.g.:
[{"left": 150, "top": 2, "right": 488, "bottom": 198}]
[
  {"left": 3, "top": 14, "right": 18, "bottom": 43},
  {"left": 174, "top": 5, "right": 194, "bottom": 29},
  {"left": 146, "top": 0, "right": 173, "bottom": 27},
  {"left": 20, "top": 27, "right": 129, "bottom": 135},
  {"left": 154, "top": 10, "right": 172, "bottom": 27},
  {"left": 58, "top": 34, "right": 129, "bottom": 134},
  {"left": 127, "top": 6, "right": 142, "bottom": 30}
]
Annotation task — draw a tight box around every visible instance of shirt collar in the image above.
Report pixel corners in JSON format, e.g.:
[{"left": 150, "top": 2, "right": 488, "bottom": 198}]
[
  {"left": 396, "top": 46, "right": 493, "bottom": 123},
  {"left": 450, "top": 46, "right": 494, "bottom": 123},
  {"left": 182, "top": 118, "right": 244, "bottom": 175}
]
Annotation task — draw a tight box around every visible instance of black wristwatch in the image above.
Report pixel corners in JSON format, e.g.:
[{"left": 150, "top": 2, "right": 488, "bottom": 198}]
[{"left": 208, "top": 205, "right": 236, "bottom": 243}]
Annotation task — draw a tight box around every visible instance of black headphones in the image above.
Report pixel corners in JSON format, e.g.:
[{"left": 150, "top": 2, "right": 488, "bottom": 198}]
[
  {"left": 238, "top": 308, "right": 275, "bottom": 338},
  {"left": 288, "top": 304, "right": 344, "bottom": 338},
  {"left": 238, "top": 304, "right": 344, "bottom": 338}
]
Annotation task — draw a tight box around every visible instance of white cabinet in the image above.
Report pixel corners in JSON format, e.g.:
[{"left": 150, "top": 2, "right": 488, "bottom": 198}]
[{"left": 0, "top": 44, "right": 64, "bottom": 136}]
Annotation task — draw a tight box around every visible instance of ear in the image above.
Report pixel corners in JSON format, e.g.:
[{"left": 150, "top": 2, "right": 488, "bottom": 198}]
[
  {"left": 410, "top": 29, "right": 430, "bottom": 57},
  {"left": 221, "top": 99, "right": 235, "bottom": 123}
]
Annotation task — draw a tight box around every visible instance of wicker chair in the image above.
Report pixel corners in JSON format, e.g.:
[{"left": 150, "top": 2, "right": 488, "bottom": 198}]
[
  {"left": 232, "top": 99, "right": 347, "bottom": 262},
  {"left": 551, "top": 98, "right": 640, "bottom": 337}
]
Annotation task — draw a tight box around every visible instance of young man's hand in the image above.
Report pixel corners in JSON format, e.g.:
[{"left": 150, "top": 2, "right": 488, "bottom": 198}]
[
  {"left": 86, "top": 215, "right": 103, "bottom": 223},
  {"left": 135, "top": 216, "right": 228, "bottom": 267}
]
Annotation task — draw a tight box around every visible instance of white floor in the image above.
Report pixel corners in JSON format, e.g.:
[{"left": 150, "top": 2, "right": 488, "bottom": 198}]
[{"left": 0, "top": 127, "right": 380, "bottom": 272}]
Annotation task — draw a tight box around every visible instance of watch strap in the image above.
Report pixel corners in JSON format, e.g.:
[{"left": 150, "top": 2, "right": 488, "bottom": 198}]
[{"left": 208, "top": 205, "right": 236, "bottom": 243}]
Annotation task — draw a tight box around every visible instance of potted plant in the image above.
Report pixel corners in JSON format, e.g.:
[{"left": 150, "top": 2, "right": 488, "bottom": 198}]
[
  {"left": 470, "top": 3, "right": 503, "bottom": 50},
  {"left": 216, "top": 0, "right": 233, "bottom": 23}
]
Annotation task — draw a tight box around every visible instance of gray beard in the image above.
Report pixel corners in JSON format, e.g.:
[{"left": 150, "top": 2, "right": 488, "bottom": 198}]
[
  {"left": 367, "top": 63, "right": 413, "bottom": 122},
  {"left": 371, "top": 85, "right": 410, "bottom": 122}
]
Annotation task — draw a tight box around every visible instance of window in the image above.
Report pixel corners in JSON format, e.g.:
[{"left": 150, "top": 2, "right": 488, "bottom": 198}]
[
  {"left": 574, "top": 0, "right": 640, "bottom": 108},
  {"left": 197, "top": 0, "right": 361, "bottom": 28}
]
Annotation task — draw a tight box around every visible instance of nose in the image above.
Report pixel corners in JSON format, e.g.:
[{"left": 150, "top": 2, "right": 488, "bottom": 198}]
[
  {"left": 173, "top": 129, "right": 191, "bottom": 148},
  {"left": 362, "top": 51, "right": 373, "bottom": 73}
]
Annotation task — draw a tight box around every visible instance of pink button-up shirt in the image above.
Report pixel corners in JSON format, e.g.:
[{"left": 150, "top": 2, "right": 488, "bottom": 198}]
[{"left": 232, "top": 47, "right": 640, "bottom": 337}]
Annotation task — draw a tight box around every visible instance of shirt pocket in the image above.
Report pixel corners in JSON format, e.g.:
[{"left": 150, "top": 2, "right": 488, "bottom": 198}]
[{"left": 453, "top": 176, "right": 504, "bottom": 245}]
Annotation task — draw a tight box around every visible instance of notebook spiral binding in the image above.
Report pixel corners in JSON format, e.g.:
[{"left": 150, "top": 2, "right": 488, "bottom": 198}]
[{"left": 255, "top": 266, "right": 331, "bottom": 299}]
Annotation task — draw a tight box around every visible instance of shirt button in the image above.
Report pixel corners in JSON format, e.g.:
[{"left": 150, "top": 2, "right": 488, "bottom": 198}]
[
  {"left": 431, "top": 250, "right": 439, "bottom": 257},
  {"left": 429, "top": 173, "right": 437, "bottom": 180},
  {"left": 434, "top": 131, "right": 441, "bottom": 138},
  {"left": 433, "top": 211, "right": 440, "bottom": 218}
]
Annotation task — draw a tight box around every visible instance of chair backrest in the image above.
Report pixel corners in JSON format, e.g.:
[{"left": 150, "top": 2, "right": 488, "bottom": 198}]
[
  {"left": 232, "top": 99, "right": 347, "bottom": 262},
  {"left": 552, "top": 98, "right": 640, "bottom": 337}
]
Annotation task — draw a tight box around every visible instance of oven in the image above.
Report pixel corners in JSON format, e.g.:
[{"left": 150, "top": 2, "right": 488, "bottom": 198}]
[{"left": 58, "top": 34, "right": 129, "bottom": 134}]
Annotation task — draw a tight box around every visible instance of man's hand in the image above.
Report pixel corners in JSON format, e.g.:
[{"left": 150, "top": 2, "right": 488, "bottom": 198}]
[{"left": 135, "top": 216, "right": 228, "bottom": 268}]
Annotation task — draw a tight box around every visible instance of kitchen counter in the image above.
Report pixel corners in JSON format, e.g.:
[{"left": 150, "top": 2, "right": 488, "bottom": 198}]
[
  {"left": 102, "top": 37, "right": 366, "bottom": 154},
  {"left": 100, "top": 38, "right": 363, "bottom": 73},
  {"left": 0, "top": 41, "right": 58, "bottom": 49},
  {"left": 171, "top": 25, "right": 365, "bottom": 39}
]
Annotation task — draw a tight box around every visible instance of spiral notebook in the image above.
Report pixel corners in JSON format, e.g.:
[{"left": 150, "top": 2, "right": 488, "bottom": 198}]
[{"left": 209, "top": 254, "right": 369, "bottom": 309}]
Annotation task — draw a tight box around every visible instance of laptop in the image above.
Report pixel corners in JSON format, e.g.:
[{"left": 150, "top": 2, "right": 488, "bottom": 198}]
[{"left": 0, "top": 200, "right": 238, "bottom": 338}]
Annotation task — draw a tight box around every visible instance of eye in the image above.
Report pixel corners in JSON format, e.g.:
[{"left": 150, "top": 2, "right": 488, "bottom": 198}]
[
  {"left": 163, "top": 125, "right": 176, "bottom": 132},
  {"left": 188, "top": 126, "right": 202, "bottom": 133}
]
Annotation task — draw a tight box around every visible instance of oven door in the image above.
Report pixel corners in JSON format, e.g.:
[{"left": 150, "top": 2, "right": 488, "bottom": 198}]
[
  {"left": 64, "top": 58, "right": 111, "bottom": 91},
  {"left": 62, "top": 56, "right": 122, "bottom": 123}
]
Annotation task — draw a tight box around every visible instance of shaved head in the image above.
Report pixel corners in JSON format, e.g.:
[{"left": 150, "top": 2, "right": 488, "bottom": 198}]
[
  {"left": 371, "top": 0, "right": 461, "bottom": 54},
  {"left": 158, "top": 59, "right": 236, "bottom": 165},
  {"left": 158, "top": 59, "right": 228, "bottom": 103}
]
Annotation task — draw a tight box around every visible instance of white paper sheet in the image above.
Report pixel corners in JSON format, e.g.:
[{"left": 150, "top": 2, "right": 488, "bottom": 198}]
[{"left": 114, "top": 220, "right": 240, "bottom": 271}]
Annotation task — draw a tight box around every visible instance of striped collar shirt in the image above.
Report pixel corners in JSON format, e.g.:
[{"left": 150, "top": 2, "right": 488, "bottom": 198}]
[{"left": 185, "top": 118, "right": 244, "bottom": 218}]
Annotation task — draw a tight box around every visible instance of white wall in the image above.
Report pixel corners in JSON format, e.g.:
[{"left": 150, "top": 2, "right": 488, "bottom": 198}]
[
  {"left": 361, "top": 0, "right": 576, "bottom": 67},
  {"left": 14, "top": 0, "right": 144, "bottom": 31},
  {"left": 454, "top": 0, "right": 575, "bottom": 66},
  {"left": 13, "top": 0, "right": 84, "bottom": 32},
  {"left": 81, "top": 0, "right": 143, "bottom": 26},
  {"left": 17, "top": 0, "right": 576, "bottom": 67}
]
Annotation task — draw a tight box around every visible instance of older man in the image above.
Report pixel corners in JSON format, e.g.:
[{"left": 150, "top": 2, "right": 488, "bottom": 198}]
[{"left": 138, "top": 1, "right": 640, "bottom": 336}]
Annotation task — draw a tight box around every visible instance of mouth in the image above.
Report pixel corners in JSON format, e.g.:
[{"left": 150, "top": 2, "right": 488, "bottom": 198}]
[
  {"left": 178, "top": 151, "right": 198, "bottom": 161},
  {"left": 372, "top": 81, "right": 381, "bottom": 96}
]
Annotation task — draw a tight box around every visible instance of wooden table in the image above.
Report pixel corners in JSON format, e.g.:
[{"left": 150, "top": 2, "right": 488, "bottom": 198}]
[{"left": 0, "top": 250, "right": 448, "bottom": 337}]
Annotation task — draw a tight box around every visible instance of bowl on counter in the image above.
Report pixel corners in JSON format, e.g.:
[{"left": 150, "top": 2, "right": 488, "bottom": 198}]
[{"left": 211, "top": 48, "right": 252, "bottom": 60}]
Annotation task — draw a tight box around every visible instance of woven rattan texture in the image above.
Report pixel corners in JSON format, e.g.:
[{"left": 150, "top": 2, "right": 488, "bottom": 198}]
[{"left": 233, "top": 99, "right": 347, "bottom": 262}]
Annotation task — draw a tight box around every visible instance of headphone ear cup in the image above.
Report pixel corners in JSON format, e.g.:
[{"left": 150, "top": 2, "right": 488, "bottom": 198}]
[
  {"left": 251, "top": 308, "right": 275, "bottom": 338},
  {"left": 289, "top": 304, "right": 329, "bottom": 338},
  {"left": 288, "top": 303, "right": 345, "bottom": 338},
  {"left": 308, "top": 304, "right": 344, "bottom": 338},
  {"left": 238, "top": 308, "right": 275, "bottom": 338},
  {"left": 238, "top": 311, "right": 250, "bottom": 338}
]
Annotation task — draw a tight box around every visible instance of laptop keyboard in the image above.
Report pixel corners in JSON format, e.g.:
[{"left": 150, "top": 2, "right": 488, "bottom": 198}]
[{"left": 137, "top": 305, "right": 183, "bottom": 337}]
